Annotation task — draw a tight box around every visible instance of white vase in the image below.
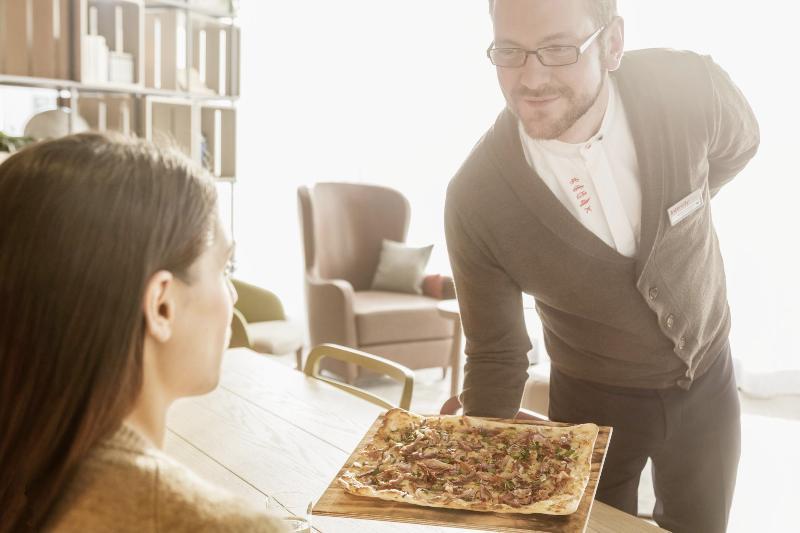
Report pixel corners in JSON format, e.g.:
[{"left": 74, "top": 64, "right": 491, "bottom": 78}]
[{"left": 24, "top": 108, "right": 90, "bottom": 140}]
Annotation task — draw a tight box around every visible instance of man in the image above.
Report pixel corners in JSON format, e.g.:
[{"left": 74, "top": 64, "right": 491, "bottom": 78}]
[{"left": 444, "top": 1, "right": 759, "bottom": 532}]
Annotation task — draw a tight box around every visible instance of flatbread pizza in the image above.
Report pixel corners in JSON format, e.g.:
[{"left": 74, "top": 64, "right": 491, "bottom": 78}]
[{"left": 338, "top": 409, "right": 598, "bottom": 515}]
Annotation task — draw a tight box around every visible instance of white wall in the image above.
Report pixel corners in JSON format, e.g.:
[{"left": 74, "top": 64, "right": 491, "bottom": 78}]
[
  {"left": 235, "top": 1, "right": 799, "bottom": 373},
  {"left": 234, "top": 0, "right": 501, "bottom": 312}
]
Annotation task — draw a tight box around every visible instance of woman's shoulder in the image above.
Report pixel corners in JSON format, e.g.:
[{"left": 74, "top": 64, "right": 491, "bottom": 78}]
[{"left": 47, "top": 425, "right": 287, "bottom": 533}]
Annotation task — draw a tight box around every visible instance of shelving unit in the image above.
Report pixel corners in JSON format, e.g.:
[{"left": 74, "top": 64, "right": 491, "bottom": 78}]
[{"left": 0, "top": 0, "right": 240, "bottom": 235}]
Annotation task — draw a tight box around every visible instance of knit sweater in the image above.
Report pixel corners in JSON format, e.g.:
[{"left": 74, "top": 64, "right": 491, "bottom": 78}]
[
  {"left": 45, "top": 424, "right": 288, "bottom": 532},
  {"left": 445, "top": 49, "right": 759, "bottom": 418}
]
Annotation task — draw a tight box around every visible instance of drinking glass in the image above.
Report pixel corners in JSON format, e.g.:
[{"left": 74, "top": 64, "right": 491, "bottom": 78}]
[{"left": 265, "top": 496, "right": 312, "bottom": 533}]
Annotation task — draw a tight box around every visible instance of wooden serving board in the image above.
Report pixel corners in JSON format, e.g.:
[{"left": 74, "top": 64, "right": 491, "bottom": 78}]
[{"left": 314, "top": 413, "right": 612, "bottom": 533}]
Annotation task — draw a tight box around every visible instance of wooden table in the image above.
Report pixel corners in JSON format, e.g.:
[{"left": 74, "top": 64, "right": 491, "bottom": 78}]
[{"left": 164, "top": 348, "right": 666, "bottom": 532}]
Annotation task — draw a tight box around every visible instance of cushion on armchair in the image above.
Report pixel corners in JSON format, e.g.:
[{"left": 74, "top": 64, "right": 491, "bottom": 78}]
[
  {"left": 371, "top": 239, "right": 433, "bottom": 294},
  {"left": 421, "top": 274, "right": 456, "bottom": 299},
  {"left": 247, "top": 319, "right": 305, "bottom": 355}
]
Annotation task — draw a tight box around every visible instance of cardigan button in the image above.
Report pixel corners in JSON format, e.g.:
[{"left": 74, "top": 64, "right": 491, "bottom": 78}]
[
  {"left": 648, "top": 287, "right": 659, "bottom": 301},
  {"left": 678, "top": 336, "right": 686, "bottom": 350},
  {"left": 676, "top": 378, "right": 692, "bottom": 389},
  {"left": 665, "top": 314, "right": 675, "bottom": 329}
]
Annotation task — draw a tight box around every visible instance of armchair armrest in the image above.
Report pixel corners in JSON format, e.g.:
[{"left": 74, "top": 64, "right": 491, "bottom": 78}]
[
  {"left": 232, "top": 279, "right": 286, "bottom": 323},
  {"left": 306, "top": 276, "right": 357, "bottom": 347}
]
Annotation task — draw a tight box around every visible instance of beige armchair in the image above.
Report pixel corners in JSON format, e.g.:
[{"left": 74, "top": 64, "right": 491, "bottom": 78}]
[{"left": 297, "top": 182, "right": 456, "bottom": 384}]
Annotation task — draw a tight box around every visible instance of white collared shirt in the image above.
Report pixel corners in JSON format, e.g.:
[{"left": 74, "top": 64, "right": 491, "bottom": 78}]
[{"left": 519, "top": 79, "right": 642, "bottom": 257}]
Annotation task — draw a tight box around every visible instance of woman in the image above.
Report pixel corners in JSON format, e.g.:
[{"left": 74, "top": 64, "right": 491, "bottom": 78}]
[{"left": 0, "top": 133, "right": 287, "bottom": 532}]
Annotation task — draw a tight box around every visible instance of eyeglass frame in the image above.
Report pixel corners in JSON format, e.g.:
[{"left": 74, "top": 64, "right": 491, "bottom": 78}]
[{"left": 486, "top": 25, "right": 607, "bottom": 68}]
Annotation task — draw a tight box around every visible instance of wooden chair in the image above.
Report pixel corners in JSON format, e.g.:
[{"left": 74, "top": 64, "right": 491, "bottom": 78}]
[
  {"left": 304, "top": 343, "right": 414, "bottom": 410},
  {"left": 439, "top": 395, "right": 548, "bottom": 421}
]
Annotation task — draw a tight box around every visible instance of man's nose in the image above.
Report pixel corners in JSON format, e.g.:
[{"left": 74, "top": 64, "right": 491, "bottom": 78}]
[{"left": 519, "top": 53, "right": 552, "bottom": 89}]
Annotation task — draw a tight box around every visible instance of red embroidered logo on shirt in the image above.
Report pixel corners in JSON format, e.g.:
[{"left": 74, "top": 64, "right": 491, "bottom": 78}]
[{"left": 569, "top": 177, "right": 592, "bottom": 214}]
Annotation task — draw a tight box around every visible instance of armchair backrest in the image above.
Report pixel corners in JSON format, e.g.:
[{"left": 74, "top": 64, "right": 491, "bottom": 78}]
[{"left": 298, "top": 182, "right": 410, "bottom": 290}]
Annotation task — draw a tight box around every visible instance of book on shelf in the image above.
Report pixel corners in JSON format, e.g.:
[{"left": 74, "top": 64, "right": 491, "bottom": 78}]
[
  {"left": 1, "top": 0, "right": 31, "bottom": 76},
  {"left": 31, "top": 0, "right": 71, "bottom": 79},
  {"left": 0, "top": 0, "right": 73, "bottom": 81}
]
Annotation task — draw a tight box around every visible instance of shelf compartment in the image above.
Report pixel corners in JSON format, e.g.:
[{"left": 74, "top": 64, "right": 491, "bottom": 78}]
[
  {"left": 0, "top": 84, "right": 60, "bottom": 137},
  {"left": 73, "top": 0, "right": 145, "bottom": 85},
  {"left": 0, "top": 0, "right": 71, "bottom": 79},
  {"left": 144, "top": 7, "right": 189, "bottom": 91},
  {"left": 200, "top": 103, "right": 235, "bottom": 178},
  {"left": 77, "top": 93, "right": 136, "bottom": 135},
  {"left": 142, "top": 95, "right": 195, "bottom": 160},
  {"left": 189, "top": 14, "right": 239, "bottom": 97}
]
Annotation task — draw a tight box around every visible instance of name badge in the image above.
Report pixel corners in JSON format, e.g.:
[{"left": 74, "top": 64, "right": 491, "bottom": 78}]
[{"left": 667, "top": 187, "right": 704, "bottom": 226}]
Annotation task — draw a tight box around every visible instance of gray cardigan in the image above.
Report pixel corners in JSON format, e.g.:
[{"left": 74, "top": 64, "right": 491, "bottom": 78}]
[{"left": 445, "top": 49, "right": 759, "bottom": 418}]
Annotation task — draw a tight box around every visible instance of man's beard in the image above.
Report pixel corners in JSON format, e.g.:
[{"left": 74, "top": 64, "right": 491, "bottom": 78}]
[{"left": 514, "top": 78, "right": 604, "bottom": 140}]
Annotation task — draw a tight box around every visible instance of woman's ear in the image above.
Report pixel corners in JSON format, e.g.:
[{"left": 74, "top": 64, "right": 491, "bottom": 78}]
[
  {"left": 604, "top": 16, "right": 625, "bottom": 72},
  {"left": 142, "top": 270, "right": 176, "bottom": 343}
]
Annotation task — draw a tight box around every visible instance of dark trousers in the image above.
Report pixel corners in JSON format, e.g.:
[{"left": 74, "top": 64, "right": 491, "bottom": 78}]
[{"left": 548, "top": 344, "right": 740, "bottom": 533}]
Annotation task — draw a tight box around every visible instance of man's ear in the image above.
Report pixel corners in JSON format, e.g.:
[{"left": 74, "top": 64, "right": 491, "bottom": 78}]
[
  {"left": 604, "top": 16, "right": 625, "bottom": 72},
  {"left": 142, "top": 270, "right": 176, "bottom": 343}
]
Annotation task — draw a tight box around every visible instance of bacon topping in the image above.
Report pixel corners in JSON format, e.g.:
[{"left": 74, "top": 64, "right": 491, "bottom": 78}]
[{"left": 420, "top": 458, "right": 455, "bottom": 471}]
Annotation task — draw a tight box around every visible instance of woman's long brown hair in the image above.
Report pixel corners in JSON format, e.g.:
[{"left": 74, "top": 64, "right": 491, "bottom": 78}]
[{"left": 0, "top": 133, "right": 217, "bottom": 531}]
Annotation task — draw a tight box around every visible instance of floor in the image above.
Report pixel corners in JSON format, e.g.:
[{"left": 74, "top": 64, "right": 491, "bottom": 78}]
[{"left": 268, "top": 348, "right": 800, "bottom": 532}]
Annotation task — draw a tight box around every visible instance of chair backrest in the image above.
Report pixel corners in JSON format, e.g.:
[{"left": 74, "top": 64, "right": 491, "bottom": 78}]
[
  {"left": 297, "top": 182, "right": 410, "bottom": 290},
  {"left": 304, "top": 343, "right": 414, "bottom": 410}
]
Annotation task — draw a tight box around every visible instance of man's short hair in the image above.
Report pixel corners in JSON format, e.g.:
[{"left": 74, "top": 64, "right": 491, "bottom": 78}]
[
  {"left": 489, "top": 0, "right": 618, "bottom": 27},
  {"left": 584, "top": 0, "right": 617, "bottom": 27}
]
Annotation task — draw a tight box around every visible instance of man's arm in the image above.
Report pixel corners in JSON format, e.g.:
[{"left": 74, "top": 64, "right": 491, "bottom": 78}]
[
  {"left": 444, "top": 190, "right": 531, "bottom": 419},
  {"left": 704, "top": 56, "right": 760, "bottom": 197}
]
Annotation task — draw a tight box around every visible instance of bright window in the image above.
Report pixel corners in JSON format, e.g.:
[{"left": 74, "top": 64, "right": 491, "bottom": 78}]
[{"left": 237, "top": 1, "right": 798, "bottom": 375}]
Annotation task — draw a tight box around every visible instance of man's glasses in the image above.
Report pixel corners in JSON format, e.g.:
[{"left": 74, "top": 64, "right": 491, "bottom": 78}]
[{"left": 487, "top": 25, "right": 606, "bottom": 68}]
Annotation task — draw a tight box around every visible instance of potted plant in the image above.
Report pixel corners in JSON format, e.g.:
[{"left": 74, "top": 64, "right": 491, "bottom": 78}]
[{"left": 0, "top": 132, "right": 34, "bottom": 164}]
